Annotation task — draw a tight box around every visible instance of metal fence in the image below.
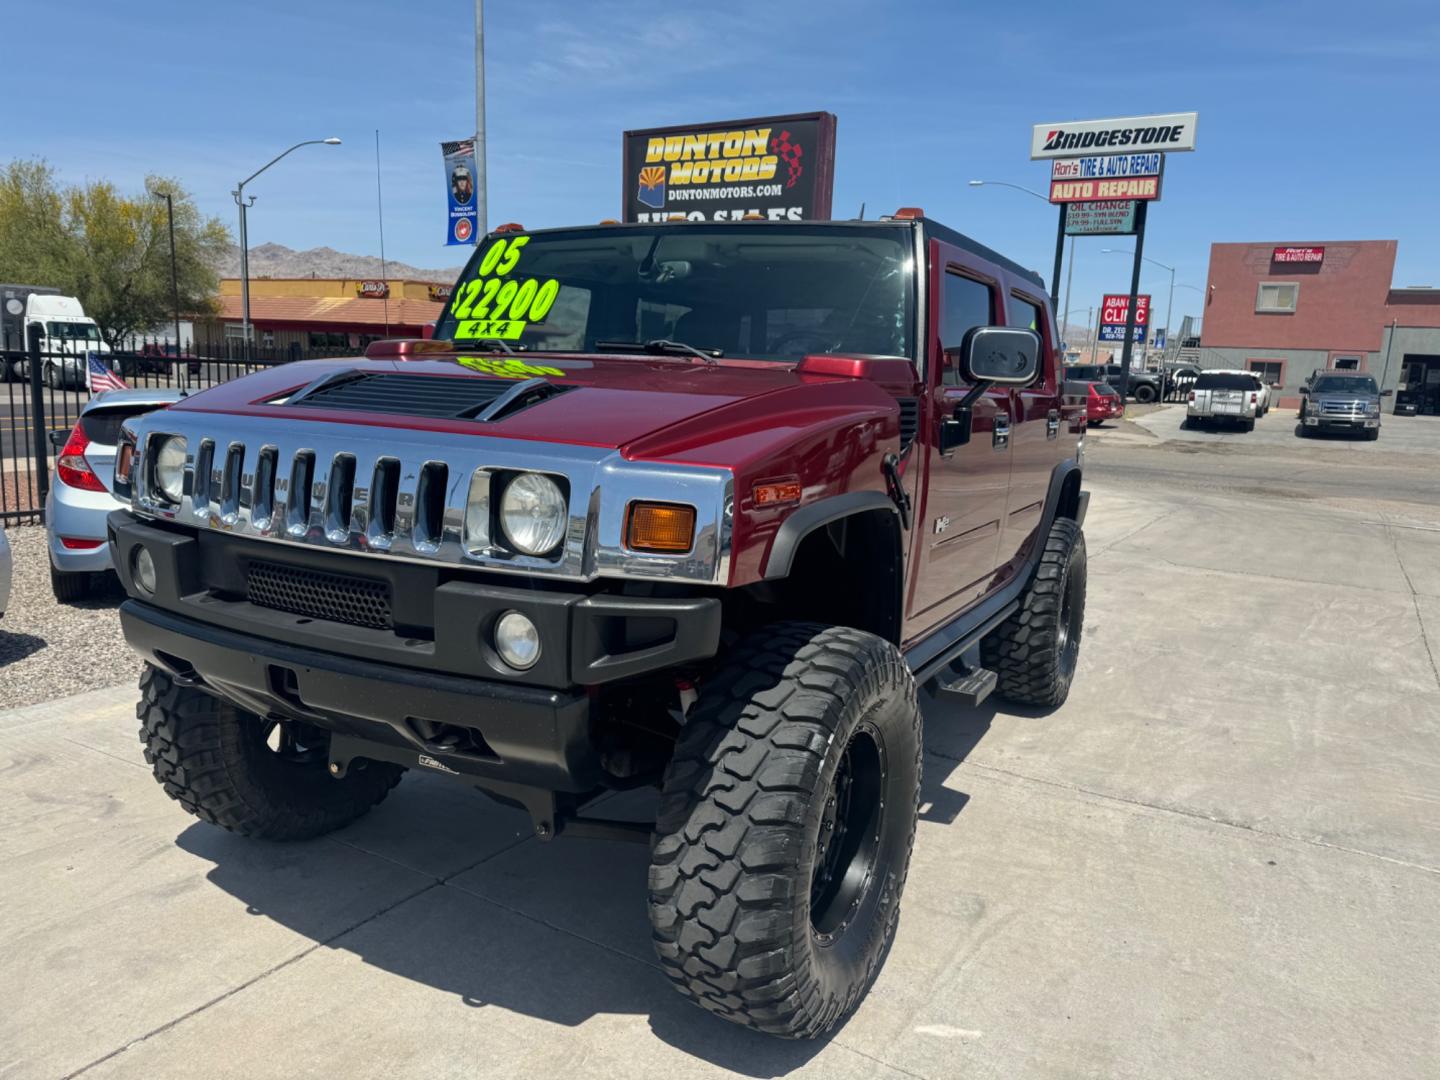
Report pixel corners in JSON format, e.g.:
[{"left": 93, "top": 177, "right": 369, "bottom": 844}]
[{"left": 1, "top": 333, "right": 356, "bottom": 527}]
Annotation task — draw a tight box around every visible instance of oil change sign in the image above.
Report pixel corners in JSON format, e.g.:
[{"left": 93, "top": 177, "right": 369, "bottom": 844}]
[
  {"left": 1065, "top": 200, "right": 1138, "bottom": 235},
  {"left": 622, "top": 112, "right": 837, "bottom": 223}
]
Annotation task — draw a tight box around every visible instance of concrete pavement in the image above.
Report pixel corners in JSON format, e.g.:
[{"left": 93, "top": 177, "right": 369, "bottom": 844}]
[{"left": 2, "top": 475, "right": 1439, "bottom": 1078}]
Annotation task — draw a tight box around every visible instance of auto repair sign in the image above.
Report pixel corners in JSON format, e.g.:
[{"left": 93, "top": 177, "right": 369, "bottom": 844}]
[
  {"left": 1099, "top": 293, "right": 1150, "bottom": 342},
  {"left": 622, "top": 112, "right": 837, "bottom": 223},
  {"left": 1031, "top": 112, "right": 1198, "bottom": 160},
  {"left": 1273, "top": 246, "right": 1325, "bottom": 264}
]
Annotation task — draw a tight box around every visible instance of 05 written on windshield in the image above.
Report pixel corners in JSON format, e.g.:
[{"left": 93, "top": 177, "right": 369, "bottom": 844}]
[{"left": 449, "top": 236, "right": 561, "bottom": 340}]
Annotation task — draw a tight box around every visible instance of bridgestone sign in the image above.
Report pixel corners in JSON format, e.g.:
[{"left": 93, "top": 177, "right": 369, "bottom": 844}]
[{"left": 1030, "top": 112, "right": 1198, "bottom": 160}]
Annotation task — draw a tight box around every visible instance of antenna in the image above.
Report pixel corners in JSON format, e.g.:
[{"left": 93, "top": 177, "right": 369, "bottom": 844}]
[
  {"left": 857, "top": 201, "right": 865, "bottom": 221},
  {"left": 375, "top": 129, "right": 390, "bottom": 336}
]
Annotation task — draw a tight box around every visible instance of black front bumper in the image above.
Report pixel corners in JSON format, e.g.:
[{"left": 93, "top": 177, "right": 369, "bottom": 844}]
[
  {"left": 121, "top": 599, "right": 602, "bottom": 791},
  {"left": 109, "top": 511, "right": 722, "bottom": 791}
]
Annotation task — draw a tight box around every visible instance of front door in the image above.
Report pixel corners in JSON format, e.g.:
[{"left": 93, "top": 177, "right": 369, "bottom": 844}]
[
  {"left": 904, "top": 253, "right": 1012, "bottom": 642},
  {"left": 998, "top": 287, "right": 1061, "bottom": 570}
]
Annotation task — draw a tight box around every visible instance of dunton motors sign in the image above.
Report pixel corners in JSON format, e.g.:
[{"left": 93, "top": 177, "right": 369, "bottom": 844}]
[
  {"left": 1031, "top": 112, "right": 1198, "bottom": 160},
  {"left": 622, "top": 112, "right": 837, "bottom": 223}
]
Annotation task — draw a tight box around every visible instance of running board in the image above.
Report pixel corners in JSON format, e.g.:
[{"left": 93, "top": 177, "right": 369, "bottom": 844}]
[{"left": 935, "top": 665, "right": 998, "bottom": 708}]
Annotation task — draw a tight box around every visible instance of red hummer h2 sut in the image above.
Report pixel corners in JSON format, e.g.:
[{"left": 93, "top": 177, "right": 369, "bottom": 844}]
[{"left": 108, "top": 214, "right": 1088, "bottom": 1038}]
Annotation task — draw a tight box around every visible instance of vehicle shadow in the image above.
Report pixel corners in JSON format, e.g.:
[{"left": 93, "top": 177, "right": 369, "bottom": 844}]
[
  {"left": 174, "top": 798, "right": 834, "bottom": 1075},
  {"left": 167, "top": 676, "right": 1039, "bottom": 1073},
  {"left": 0, "top": 630, "right": 46, "bottom": 667}
]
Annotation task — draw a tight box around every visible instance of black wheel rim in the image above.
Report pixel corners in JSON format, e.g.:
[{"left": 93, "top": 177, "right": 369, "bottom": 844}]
[
  {"left": 811, "top": 724, "right": 885, "bottom": 940},
  {"left": 1057, "top": 561, "right": 1083, "bottom": 680}
]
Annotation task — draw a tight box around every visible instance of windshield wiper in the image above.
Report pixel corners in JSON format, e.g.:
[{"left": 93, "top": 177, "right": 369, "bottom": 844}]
[
  {"left": 461, "top": 338, "right": 528, "bottom": 356},
  {"left": 594, "top": 339, "right": 723, "bottom": 362}
]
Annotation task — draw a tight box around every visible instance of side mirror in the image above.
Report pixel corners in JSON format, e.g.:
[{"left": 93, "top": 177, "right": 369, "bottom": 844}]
[
  {"left": 48, "top": 428, "right": 68, "bottom": 450},
  {"left": 959, "top": 326, "right": 1041, "bottom": 386},
  {"left": 1297, "top": 386, "right": 1308, "bottom": 395},
  {"left": 1381, "top": 389, "right": 1394, "bottom": 397}
]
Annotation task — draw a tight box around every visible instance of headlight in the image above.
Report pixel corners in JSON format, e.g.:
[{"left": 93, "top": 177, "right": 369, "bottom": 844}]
[
  {"left": 499, "top": 473, "right": 567, "bottom": 555},
  {"left": 1367, "top": 403, "right": 1381, "bottom": 417},
  {"left": 153, "top": 436, "right": 187, "bottom": 504}
]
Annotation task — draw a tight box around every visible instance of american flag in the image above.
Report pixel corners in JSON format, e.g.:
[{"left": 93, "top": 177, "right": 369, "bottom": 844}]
[{"left": 87, "top": 352, "right": 128, "bottom": 394}]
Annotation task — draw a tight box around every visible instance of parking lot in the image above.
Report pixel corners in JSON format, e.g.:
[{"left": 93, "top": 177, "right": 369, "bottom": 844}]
[
  {"left": 1131, "top": 400, "right": 1440, "bottom": 455},
  {"left": 3, "top": 411, "right": 1439, "bottom": 1079}
]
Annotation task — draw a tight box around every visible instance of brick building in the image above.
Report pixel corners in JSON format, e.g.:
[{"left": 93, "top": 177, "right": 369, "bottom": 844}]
[{"left": 1199, "top": 241, "right": 1440, "bottom": 411}]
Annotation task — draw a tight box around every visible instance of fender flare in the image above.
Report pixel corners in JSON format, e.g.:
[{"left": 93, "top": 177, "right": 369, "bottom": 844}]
[{"left": 761, "top": 491, "right": 899, "bottom": 581}]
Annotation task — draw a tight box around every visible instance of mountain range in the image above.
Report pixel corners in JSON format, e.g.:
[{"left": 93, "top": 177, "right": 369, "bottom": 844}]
[{"left": 217, "top": 243, "right": 463, "bottom": 284}]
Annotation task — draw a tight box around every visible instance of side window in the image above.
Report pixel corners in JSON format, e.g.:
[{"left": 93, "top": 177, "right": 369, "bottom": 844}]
[
  {"left": 1009, "top": 294, "right": 1051, "bottom": 385},
  {"left": 1008, "top": 294, "right": 1044, "bottom": 336},
  {"left": 940, "top": 271, "right": 995, "bottom": 387}
]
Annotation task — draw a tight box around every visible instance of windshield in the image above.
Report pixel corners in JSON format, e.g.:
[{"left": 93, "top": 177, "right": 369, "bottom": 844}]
[
  {"left": 434, "top": 224, "right": 916, "bottom": 362},
  {"left": 47, "top": 321, "right": 101, "bottom": 341},
  {"left": 1195, "top": 373, "right": 1256, "bottom": 390},
  {"left": 1312, "top": 375, "right": 1377, "bottom": 394}
]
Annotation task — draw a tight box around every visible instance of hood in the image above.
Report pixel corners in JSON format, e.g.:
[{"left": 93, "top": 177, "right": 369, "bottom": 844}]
[
  {"left": 1312, "top": 391, "right": 1378, "bottom": 406},
  {"left": 163, "top": 349, "right": 916, "bottom": 456}
]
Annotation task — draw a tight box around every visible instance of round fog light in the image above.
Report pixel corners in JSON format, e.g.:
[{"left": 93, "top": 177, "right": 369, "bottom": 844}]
[
  {"left": 494, "top": 610, "right": 540, "bottom": 670},
  {"left": 133, "top": 547, "right": 157, "bottom": 596}
]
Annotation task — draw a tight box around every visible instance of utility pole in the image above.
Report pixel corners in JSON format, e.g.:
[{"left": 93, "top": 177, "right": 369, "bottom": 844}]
[
  {"left": 151, "top": 189, "right": 186, "bottom": 390},
  {"left": 1061, "top": 235, "right": 1076, "bottom": 343},
  {"left": 475, "top": 0, "right": 488, "bottom": 236}
]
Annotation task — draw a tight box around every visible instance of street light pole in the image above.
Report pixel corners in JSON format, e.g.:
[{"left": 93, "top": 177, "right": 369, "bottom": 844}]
[
  {"left": 475, "top": 0, "right": 488, "bottom": 236},
  {"left": 233, "top": 137, "right": 342, "bottom": 357},
  {"left": 150, "top": 189, "right": 185, "bottom": 390},
  {"left": 968, "top": 179, "right": 1071, "bottom": 328}
]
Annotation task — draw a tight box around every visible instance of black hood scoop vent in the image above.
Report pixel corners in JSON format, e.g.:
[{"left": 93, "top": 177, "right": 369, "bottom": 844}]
[{"left": 283, "top": 371, "right": 570, "bottom": 422}]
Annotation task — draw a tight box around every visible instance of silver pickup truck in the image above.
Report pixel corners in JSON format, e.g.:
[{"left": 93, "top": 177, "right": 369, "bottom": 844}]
[
  {"left": 1187, "top": 371, "right": 1260, "bottom": 431},
  {"left": 1299, "top": 372, "right": 1387, "bottom": 440}
]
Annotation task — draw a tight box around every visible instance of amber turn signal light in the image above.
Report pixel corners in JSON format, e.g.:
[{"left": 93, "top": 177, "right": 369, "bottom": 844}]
[
  {"left": 753, "top": 479, "right": 802, "bottom": 507},
  {"left": 626, "top": 502, "right": 696, "bottom": 553}
]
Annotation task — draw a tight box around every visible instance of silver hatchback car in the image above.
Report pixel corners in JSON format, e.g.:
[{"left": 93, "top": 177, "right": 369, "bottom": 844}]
[{"left": 46, "top": 388, "right": 183, "bottom": 602}]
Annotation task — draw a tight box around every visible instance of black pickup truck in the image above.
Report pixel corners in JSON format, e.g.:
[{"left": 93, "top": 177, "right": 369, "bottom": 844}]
[{"left": 1064, "top": 362, "right": 1163, "bottom": 404}]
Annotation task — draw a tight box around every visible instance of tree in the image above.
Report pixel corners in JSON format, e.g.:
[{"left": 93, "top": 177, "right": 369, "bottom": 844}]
[{"left": 0, "top": 161, "right": 230, "bottom": 347}]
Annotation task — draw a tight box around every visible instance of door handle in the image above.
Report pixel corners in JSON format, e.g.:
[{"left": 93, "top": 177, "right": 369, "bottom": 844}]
[
  {"left": 1046, "top": 410, "right": 1060, "bottom": 440},
  {"left": 992, "top": 415, "right": 1010, "bottom": 451}
]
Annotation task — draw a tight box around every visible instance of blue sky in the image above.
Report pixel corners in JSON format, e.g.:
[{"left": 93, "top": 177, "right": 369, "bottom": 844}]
[{"left": 9, "top": 0, "right": 1438, "bottom": 333}]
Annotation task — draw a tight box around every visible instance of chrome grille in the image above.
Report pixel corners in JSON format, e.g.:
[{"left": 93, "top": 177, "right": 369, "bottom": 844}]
[
  {"left": 246, "top": 560, "right": 392, "bottom": 630},
  {"left": 1320, "top": 400, "right": 1365, "bottom": 416},
  {"left": 129, "top": 415, "right": 731, "bottom": 585}
]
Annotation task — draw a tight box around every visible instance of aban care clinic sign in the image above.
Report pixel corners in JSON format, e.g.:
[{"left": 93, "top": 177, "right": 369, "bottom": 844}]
[{"left": 1031, "top": 112, "right": 1198, "bottom": 160}]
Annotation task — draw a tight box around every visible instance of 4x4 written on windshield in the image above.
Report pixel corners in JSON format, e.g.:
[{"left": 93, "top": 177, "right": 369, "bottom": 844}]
[{"left": 447, "top": 236, "right": 561, "bottom": 341}]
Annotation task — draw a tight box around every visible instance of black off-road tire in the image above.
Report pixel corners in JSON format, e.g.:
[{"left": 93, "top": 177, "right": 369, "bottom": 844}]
[
  {"left": 1133, "top": 383, "right": 1157, "bottom": 404},
  {"left": 982, "top": 517, "right": 1087, "bottom": 708},
  {"left": 648, "top": 622, "right": 922, "bottom": 1039},
  {"left": 50, "top": 565, "right": 91, "bottom": 603},
  {"left": 137, "top": 665, "right": 403, "bottom": 839}
]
